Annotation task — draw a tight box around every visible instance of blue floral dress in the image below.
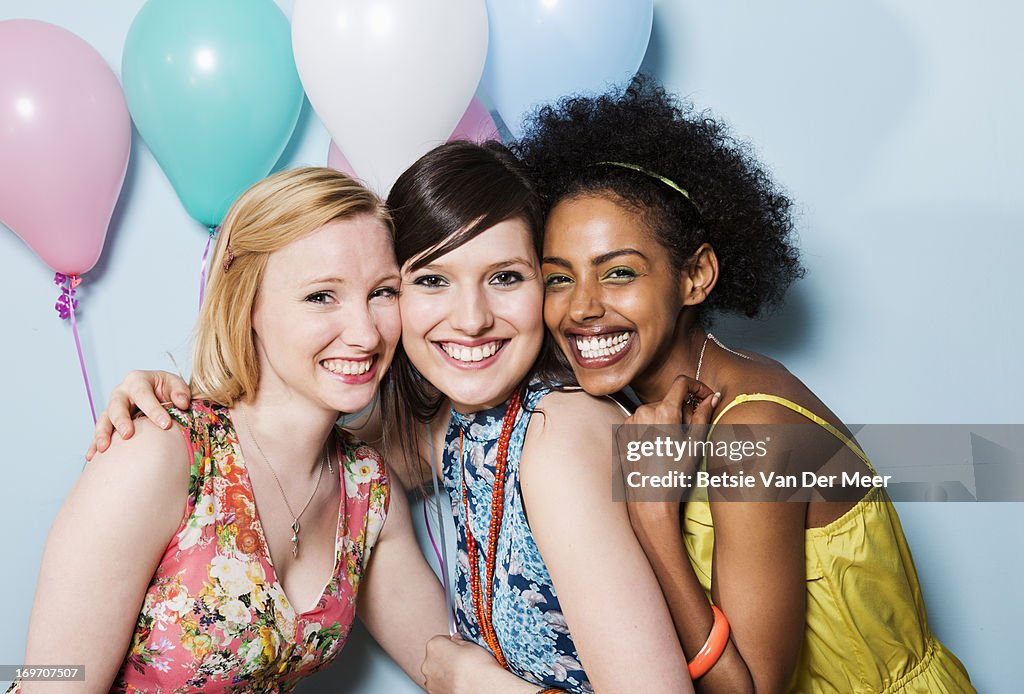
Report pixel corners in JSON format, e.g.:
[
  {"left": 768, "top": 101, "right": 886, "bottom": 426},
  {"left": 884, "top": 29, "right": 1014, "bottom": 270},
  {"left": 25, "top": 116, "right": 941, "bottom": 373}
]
[{"left": 442, "top": 383, "right": 593, "bottom": 693}]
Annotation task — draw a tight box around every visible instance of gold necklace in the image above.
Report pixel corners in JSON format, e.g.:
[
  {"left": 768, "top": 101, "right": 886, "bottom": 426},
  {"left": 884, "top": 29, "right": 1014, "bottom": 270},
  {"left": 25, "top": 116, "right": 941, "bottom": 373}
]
[{"left": 239, "top": 407, "right": 328, "bottom": 558}]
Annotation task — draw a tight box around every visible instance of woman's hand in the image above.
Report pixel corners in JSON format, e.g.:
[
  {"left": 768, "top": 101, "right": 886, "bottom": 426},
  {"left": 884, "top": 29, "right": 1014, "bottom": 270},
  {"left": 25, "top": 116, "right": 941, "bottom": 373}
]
[
  {"left": 85, "top": 369, "right": 191, "bottom": 460},
  {"left": 624, "top": 375, "right": 719, "bottom": 526},
  {"left": 422, "top": 635, "right": 539, "bottom": 694},
  {"left": 627, "top": 374, "right": 718, "bottom": 427}
]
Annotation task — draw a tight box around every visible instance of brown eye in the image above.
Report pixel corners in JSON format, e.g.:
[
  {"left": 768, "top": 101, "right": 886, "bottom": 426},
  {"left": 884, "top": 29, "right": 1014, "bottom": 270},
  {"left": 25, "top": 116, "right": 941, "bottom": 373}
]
[
  {"left": 544, "top": 273, "right": 572, "bottom": 287},
  {"left": 602, "top": 266, "right": 638, "bottom": 281},
  {"left": 413, "top": 275, "right": 447, "bottom": 288},
  {"left": 370, "top": 286, "right": 399, "bottom": 301},
  {"left": 490, "top": 271, "right": 524, "bottom": 287}
]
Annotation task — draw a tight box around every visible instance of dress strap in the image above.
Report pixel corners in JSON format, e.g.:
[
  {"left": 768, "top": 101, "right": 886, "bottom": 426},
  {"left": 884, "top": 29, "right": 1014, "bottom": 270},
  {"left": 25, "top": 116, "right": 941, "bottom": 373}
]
[{"left": 711, "top": 393, "right": 869, "bottom": 465}]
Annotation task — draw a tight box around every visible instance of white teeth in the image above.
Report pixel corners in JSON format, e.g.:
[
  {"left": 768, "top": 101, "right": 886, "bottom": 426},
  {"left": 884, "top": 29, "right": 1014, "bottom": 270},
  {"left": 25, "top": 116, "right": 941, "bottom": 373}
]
[
  {"left": 441, "top": 340, "right": 503, "bottom": 363},
  {"left": 323, "top": 358, "right": 371, "bottom": 375},
  {"left": 575, "top": 332, "right": 631, "bottom": 359}
]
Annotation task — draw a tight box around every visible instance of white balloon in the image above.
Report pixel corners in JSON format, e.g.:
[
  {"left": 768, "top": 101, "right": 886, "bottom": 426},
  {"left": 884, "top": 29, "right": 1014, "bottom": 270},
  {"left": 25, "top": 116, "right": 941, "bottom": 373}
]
[{"left": 293, "top": 0, "right": 489, "bottom": 195}]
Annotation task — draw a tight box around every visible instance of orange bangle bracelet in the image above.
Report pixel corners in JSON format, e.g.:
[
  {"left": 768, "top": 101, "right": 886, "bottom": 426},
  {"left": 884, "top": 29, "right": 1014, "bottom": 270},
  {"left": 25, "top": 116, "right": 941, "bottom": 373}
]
[{"left": 687, "top": 605, "right": 730, "bottom": 679}]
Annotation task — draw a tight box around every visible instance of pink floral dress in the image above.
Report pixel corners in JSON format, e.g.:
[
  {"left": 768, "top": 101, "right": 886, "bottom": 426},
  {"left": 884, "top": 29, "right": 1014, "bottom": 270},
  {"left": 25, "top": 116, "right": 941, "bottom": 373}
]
[{"left": 11, "top": 401, "right": 389, "bottom": 693}]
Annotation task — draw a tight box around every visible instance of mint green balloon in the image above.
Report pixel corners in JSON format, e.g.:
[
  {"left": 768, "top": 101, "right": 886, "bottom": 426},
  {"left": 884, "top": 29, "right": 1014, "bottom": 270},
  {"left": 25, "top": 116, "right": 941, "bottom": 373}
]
[{"left": 122, "top": 0, "right": 303, "bottom": 227}]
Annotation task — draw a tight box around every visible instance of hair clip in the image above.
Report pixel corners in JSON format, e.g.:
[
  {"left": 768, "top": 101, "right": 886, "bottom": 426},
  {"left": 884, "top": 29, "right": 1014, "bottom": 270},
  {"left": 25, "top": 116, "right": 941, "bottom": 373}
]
[{"left": 223, "top": 245, "right": 235, "bottom": 272}]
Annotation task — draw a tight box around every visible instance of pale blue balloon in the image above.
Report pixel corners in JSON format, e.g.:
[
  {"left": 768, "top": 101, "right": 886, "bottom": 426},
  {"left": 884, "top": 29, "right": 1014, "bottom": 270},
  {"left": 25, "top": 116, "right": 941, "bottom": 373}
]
[
  {"left": 122, "top": 0, "right": 303, "bottom": 227},
  {"left": 482, "top": 0, "right": 654, "bottom": 138}
]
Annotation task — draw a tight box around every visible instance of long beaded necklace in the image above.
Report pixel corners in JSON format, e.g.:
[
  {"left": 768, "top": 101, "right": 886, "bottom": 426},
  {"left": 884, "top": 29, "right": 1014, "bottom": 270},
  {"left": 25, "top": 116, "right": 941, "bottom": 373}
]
[{"left": 459, "top": 390, "right": 522, "bottom": 669}]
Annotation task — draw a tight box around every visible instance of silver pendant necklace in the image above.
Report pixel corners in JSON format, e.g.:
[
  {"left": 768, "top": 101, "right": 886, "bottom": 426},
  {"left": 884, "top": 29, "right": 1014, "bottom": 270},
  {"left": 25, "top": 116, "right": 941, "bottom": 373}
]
[{"left": 239, "top": 407, "right": 329, "bottom": 558}]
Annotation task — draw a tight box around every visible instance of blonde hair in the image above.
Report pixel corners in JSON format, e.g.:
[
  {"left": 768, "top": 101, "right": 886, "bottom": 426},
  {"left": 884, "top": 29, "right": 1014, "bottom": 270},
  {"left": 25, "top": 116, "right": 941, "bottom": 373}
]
[{"left": 192, "top": 167, "right": 391, "bottom": 405}]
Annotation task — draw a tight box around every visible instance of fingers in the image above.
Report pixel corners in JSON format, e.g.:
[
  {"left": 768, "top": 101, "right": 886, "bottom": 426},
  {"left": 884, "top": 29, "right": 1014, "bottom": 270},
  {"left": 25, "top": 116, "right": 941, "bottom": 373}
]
[
  {"left": 159, "top": 373, "right": 191, "bottom": 410},
  {"left": 135, "top": 385, "right": 172, "bottom": 430},
  {"left": 659, "top": 375, "right": 698, "bottom": 413},
  {"left": 684, "top": 389, "right": 722, "bottom": 427},
  {"left": 107, "top": 391, "right": 138, "bottom": 439},
  {"left": 625, "top": 375, "right": 720, "bottom": 427},
  {"left": 87, "top": 411, "right": 115, "bottom": 461},
  {"left": 172, "top": 388, "right": 191, "bottom": 410}
]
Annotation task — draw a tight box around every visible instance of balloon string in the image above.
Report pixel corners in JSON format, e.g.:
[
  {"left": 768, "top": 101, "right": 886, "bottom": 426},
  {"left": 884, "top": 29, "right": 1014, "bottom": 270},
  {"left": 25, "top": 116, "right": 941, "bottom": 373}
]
[
  {"left": 426, "top": 424, "right": 457, "bottom": 636},
  {"left": 199, "top": 225, "right": 217, "bottom": 308},
  {"left": 63, "top": 275, "right": 97, "bottom": 425},
  {"left": 422, "top": 498, "right": 445, "bottom": 576},
  {"left": 422, "top": 491, "right": 457, "bottom": 636}
]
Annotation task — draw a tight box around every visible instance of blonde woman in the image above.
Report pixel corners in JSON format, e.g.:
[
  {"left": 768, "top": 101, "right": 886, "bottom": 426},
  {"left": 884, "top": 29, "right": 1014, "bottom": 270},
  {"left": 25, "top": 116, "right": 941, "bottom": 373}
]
[{"left": 13, "top": 169, "right": 451, "bottom": 692}]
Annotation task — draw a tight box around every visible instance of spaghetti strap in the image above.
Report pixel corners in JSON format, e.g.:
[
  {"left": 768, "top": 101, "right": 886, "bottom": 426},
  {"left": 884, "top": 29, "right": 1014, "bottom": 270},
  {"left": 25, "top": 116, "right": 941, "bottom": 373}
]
[{"left": 711, "top": 393, "right": 870, "bottom": 465}]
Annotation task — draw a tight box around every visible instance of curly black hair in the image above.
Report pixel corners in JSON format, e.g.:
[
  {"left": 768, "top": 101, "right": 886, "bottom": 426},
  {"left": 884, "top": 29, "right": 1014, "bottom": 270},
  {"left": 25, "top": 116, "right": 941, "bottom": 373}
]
[{"left": 513, "top": 75, "right": 803, "bottom": 321}]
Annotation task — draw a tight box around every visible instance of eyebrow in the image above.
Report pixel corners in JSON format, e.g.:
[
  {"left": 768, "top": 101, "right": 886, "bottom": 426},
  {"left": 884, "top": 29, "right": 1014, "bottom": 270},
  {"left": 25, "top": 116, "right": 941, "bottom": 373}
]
[
  {"left": 417, "top": 256, "right": 536, "bottom": 274},
  {"left": 304, "top": 272, "right": 401, "bottom": 286},
  {"left": 542, "top": 248, "right": 649, "bottom": 268},
  {"left": 306, "top": 276, "right": 346, "bottom": 285}
]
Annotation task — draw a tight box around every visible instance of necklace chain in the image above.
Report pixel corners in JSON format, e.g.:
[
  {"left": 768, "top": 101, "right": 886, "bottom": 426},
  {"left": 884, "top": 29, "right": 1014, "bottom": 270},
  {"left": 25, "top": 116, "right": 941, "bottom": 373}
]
[
  {"left": 239, "top": 407, "right": 328, "bottom": 558},
  {"left": 695, "top": 331, "right": 752, "bottom": 382}
]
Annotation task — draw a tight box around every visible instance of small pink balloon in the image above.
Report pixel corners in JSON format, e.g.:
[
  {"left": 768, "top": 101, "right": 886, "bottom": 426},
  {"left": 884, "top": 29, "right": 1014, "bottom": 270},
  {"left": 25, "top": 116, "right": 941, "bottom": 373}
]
[
  {"left": 0, "top": 20, "right": 130, "bottom": 276},
  {"left": 450, "top": 97, "right": 500, "bottom": 143},
  {"left": 327, "top": 140, "right": 358, "bottom": 178},
  {"left": 326, "top": 97, "right": 500, "bottom": 178}
]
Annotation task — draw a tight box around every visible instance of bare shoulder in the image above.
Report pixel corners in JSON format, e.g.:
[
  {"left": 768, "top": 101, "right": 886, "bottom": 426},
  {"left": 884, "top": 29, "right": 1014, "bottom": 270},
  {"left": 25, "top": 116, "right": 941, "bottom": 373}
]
[
  {"left": 529, "top": 387, "right": 625, "bottom": 437},
  {"left": 715, "top": 353, "right": 844, "bottom": 429},
  {"left": 85, "top": 414, "right": 190, "bottom": 505},
  {"left": 520, "top": 388, "right": 623, "bottom": 490}
]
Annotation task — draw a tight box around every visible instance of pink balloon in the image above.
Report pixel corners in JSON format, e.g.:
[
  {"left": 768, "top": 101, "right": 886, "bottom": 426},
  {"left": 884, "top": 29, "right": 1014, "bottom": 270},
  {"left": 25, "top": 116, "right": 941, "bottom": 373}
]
[
  {"left": 327, "top": 141, "right": 358, "bottom": 178},
  {"left": 0, "top": 20, "right": 130, "bottom": 276},
  {"left": 327, "top": 98, "right": 500, "bottom": 177},
  {"left": 450, "top": 97, "right": 501, "bottom": 143}
]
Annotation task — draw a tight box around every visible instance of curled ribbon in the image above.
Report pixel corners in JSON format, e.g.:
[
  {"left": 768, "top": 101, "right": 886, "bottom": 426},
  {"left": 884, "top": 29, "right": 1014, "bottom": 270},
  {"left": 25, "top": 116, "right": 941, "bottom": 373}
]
[
  {"left": 199, "top": 225, "right": 219, "bottom": 309},
  {"left": 54, "top": 272, "right": 97, "bottom": 424},
  {"left": 53, "top": 272, "right": 80, "bottom": 320}
]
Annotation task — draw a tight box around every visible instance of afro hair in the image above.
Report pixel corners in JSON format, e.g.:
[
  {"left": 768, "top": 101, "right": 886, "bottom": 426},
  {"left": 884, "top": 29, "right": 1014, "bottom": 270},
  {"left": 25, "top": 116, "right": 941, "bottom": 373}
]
[{"left": 513, "top": 75, "right": 804, "bottom": 321}]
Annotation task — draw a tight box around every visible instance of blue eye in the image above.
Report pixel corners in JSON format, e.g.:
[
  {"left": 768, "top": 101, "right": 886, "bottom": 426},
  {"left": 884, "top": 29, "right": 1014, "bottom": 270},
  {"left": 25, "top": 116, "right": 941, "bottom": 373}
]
[
  {"left": 413, "top": 274, "right": 448, "bottom": 288},
  {"left": 305, "top": 291, "right": 332, "bottom": 304},
  {"left": 490, "top": 271, "right": 523, "bottom": 287}
]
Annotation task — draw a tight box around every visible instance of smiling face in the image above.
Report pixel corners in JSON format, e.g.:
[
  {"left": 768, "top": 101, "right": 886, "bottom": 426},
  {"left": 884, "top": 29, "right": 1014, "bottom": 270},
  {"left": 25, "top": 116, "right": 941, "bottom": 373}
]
[
  {"left": 543, "top": 194, "right": 691, "bottom": 397},
  {"left": 251, "top": 215, "right": 402, "bottom": 415},
  {"left": 399, "top": 217, "right": 545, "bottom": 413}
]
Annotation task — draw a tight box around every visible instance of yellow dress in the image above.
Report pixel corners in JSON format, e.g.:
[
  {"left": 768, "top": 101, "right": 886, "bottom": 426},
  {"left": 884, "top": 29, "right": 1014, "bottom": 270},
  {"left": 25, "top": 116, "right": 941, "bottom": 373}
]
[{"left": 683, "top": 394, "right": 974, "bottom": 693}]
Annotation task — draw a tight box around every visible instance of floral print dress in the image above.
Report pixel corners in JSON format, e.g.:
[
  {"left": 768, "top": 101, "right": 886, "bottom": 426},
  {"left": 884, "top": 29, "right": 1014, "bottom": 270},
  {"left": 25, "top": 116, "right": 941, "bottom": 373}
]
[
  {"left": 443, "top": 383, "right": 593, "bottom": 693},
  {"left": 10, "top": 401, "right": 389, "bottom": 693}
]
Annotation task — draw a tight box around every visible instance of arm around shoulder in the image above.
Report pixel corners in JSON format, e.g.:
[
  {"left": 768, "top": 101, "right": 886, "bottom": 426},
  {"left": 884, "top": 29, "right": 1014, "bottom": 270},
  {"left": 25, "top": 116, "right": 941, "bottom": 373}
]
[{"left": 22, "top": 417, "right": 190, "bottom": 693}]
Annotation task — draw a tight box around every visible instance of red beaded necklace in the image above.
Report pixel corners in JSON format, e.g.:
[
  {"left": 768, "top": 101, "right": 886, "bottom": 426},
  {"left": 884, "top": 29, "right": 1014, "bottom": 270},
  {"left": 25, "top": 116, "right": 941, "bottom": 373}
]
[{"left": 459, "top": 390, "right": 522, "bottom": 669}]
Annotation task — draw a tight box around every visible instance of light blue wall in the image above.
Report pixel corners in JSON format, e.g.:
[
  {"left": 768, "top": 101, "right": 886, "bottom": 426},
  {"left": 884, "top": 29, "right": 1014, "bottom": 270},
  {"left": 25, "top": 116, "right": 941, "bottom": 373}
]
[{"left": 1, "top": 1, "right": 1019, "bottom": 691}]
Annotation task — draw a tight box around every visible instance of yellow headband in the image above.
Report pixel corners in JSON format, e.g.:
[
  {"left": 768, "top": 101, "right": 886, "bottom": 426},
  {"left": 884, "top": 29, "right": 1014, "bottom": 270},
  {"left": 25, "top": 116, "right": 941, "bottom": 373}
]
[{"left": 593, "top": 161, "right": 700, "bottom": 213}]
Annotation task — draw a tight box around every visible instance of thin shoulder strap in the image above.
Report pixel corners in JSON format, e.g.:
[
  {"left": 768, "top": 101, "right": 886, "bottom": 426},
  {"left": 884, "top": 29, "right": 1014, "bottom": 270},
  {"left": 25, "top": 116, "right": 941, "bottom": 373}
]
[{"left": 711, "top": 393, "right": 869, "bottom": 465}]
